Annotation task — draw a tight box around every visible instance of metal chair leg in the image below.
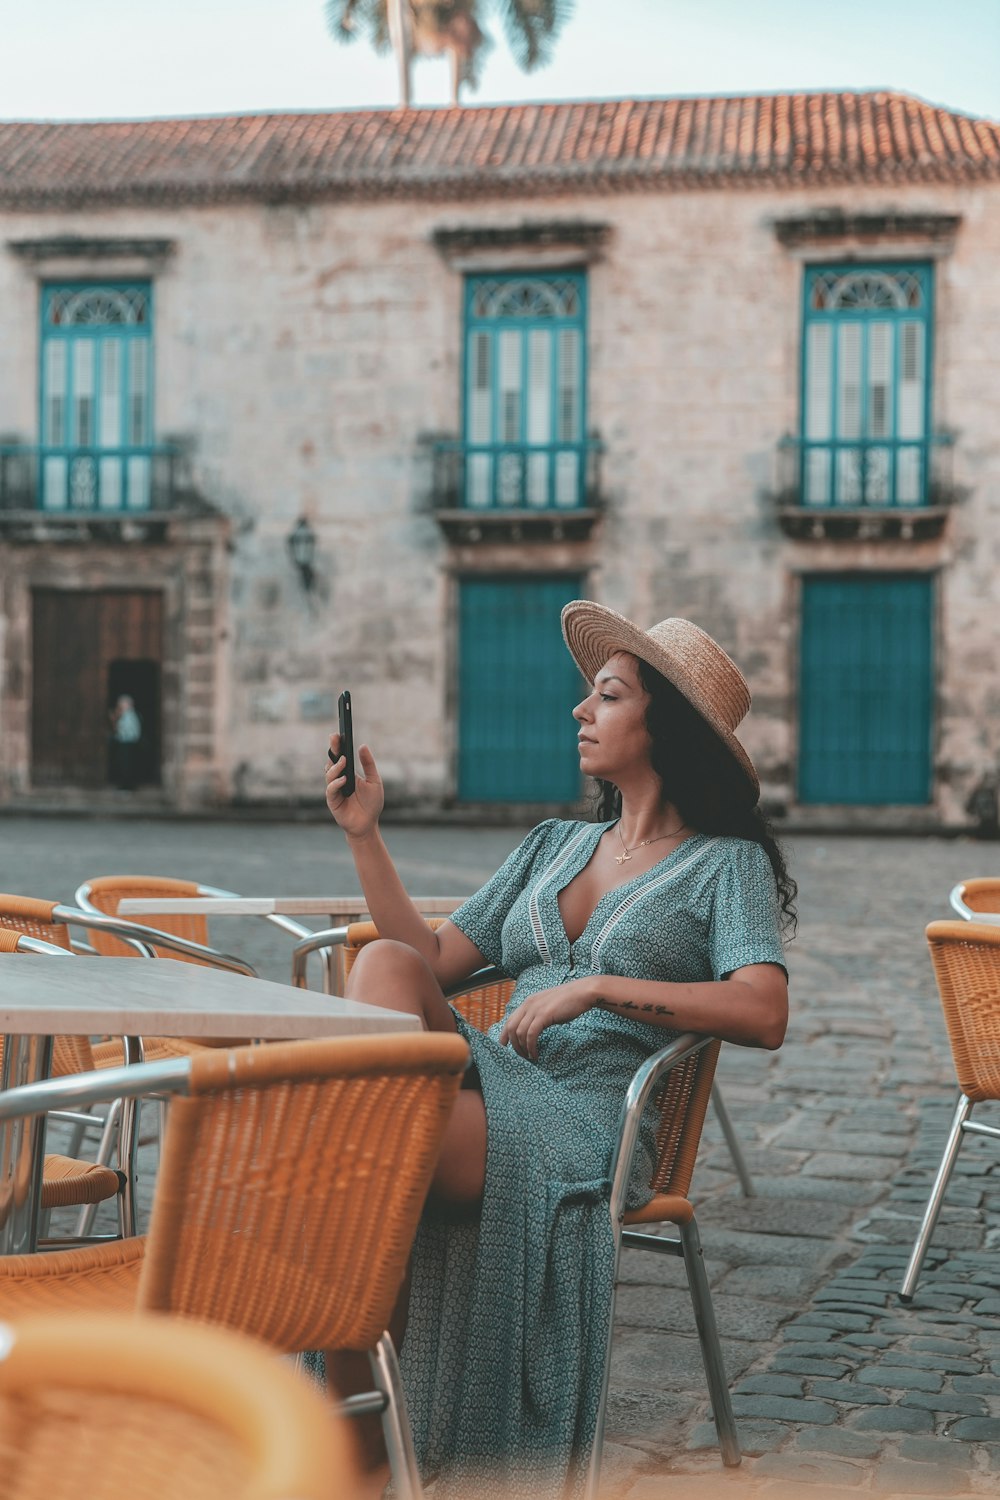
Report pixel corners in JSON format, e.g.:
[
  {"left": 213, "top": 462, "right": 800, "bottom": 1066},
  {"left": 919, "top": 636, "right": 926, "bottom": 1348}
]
[
  {"left": 900, "top": 1092, "right": 972, "bottom": 1302},
  {"left": 74, "top": 1096, "right": 122, "bottom": 1237},
  {"left": 369, "top": 1333, "right": 423, "bottom": 1500},
  {"left": 680, "top": 1216, "right": 741, "bottom": 1467},
  {"left": 711, "top": 1083, "right": 755, "bottom": 1197}
]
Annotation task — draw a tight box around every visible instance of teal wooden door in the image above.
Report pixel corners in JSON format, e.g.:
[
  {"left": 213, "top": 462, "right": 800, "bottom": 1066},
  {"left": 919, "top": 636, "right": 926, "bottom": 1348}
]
[
  {"left": 458, "top": 576, "right": 583, "bottom": 802},
  {"left": 798, "top": 575, "right": 934, "bottom": 804}
]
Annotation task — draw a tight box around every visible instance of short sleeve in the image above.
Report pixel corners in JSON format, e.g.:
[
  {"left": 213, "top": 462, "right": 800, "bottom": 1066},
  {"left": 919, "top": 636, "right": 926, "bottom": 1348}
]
[
  {"left": 448, "top": 820, "right": 557, "bottom": 969},
  {"left": 708, "top": 840, "right": 787, "bottom": 980}
]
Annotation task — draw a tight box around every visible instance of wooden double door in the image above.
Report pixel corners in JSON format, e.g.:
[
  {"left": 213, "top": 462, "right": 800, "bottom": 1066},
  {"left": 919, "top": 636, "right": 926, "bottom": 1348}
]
[{"left": 32, "top": 589, "right": 164, "bottom": 789}]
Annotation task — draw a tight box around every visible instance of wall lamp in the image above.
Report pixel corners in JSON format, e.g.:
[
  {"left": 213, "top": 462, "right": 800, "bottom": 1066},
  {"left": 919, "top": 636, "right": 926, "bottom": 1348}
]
[{"left": 287, "top": 516, "right": 318, "bottom": 592}]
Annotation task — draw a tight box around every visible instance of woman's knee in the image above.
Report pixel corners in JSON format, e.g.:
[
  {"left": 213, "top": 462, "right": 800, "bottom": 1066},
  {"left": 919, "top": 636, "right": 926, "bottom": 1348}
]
[{"left": 347, "top": 937, "right": 433, "bottom": 991}]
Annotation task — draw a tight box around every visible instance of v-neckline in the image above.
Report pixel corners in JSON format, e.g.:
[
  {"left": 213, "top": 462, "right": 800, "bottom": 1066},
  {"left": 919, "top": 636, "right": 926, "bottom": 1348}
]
[{"left": 554, "top": 822, "right": 705, "bottom": 948}]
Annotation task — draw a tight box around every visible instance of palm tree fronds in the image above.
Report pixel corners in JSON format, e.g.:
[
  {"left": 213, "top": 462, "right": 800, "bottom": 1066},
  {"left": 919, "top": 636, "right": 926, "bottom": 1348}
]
[
  {"left": 324, "top": 0, "right": 392, "bottom": 51},
  {"left": 492, "top": 0, "right": 574, "bottom": 71}
]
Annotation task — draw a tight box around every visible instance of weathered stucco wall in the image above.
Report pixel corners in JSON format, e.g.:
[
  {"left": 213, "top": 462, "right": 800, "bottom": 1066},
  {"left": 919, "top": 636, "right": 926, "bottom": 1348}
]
[{"left": 1, "top": 172, "right": 998, "bottom": 823}]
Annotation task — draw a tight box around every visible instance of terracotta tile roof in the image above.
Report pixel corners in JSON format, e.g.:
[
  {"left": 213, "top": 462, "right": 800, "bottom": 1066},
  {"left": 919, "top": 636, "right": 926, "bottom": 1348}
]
[{"left": 1, "top": 91, "right": 999, "bottom": 207}]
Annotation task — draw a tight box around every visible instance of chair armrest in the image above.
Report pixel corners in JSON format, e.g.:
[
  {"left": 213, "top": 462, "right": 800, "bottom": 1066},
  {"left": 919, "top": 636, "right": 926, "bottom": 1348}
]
[
  {"left": 290, "top": 926, "right": 349, "bottom": 990},
  {"left": 947, "top": 882, "right": 1000, "bottom": 925},
  {"left": 444, "top": 967, "right": 508, "bottom": 1001},
  {"left": 0, "top": 1057, "right": 192, "bottom": 1126},
  {"left": 607, "top": 1033, "right": 715, "bottom": 1227},
  {"left": 52, "top": 907, "right": 257, "bottom": 976},
  {"left": 13, "top": 935, "right": 74, "bottom": 957}
]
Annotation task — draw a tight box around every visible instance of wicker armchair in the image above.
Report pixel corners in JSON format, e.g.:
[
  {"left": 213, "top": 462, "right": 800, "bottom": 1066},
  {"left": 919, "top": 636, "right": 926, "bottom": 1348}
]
[
  {"left": 74, "top": 874, "right": 315, "bottom": 965},
  {"left": 0, "top": 893, "right": 225, "bottom": 1240},
  {"left": 900, "top": 919, "right": 1000, "bottom": 1301},
  {"left": 0, "top": 1311, "right": 354, "bottom": 1500},
  {"left": 0, "top": 1032, "right": 469, "bottom": 1500},
  {"left": 318, "top": 922, "right": 741, "bottom": 1485},
  {"left": 0, "top": 928, "right": 124, "bottom": 1233}
]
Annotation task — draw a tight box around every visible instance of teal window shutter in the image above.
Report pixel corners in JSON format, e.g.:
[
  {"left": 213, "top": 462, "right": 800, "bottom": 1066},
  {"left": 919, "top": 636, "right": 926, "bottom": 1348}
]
[
  {"left": 800, "top": 265, "right": 933, "bottom": 508},
  {"left": 462, "top": 273, "right": 587, "bottom": 510},
  {"left": 39, "top": 282, "right": 154, "bottom": 512}
]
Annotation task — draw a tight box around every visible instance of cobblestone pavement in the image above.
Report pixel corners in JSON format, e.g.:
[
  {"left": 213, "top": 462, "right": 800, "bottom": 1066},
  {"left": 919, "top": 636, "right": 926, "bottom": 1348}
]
[{"left": 4, "top": 815, "right": 999, "bottom": 1497}]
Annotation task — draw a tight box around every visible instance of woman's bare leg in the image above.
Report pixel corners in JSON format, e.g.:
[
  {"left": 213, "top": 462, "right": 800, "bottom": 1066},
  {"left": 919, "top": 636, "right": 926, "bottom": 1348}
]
[{"left": 345, "top": 939, "right": 488, "bottom": 1202}]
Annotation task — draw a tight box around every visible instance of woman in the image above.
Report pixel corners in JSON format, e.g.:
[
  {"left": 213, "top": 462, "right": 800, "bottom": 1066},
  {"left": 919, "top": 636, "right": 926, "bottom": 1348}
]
[{"left": 325, "top": 601, "right": 794, "bottom": 1496}]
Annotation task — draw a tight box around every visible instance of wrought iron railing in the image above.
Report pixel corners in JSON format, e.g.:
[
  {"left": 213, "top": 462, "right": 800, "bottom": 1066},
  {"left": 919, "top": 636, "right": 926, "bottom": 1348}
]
[
  {"left": 776, "top": 433, "right": 957, "bottom": 510},
  {"left": 0, "top": 443, "right": 184, "bottom": 514},
  {"left": 431, "top": 439, "right": 603, "bottom": 512}
]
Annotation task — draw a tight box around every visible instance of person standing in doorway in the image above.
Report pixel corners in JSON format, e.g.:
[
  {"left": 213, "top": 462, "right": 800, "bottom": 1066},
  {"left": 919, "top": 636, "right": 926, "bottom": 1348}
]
[{"left": 109, "top": 694, "right": 142, "bottom": 790}]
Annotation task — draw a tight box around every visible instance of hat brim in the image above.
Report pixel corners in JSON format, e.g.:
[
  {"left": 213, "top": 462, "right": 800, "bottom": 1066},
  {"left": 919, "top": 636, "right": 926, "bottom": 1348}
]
[{"left": 561, "top": 600, "right": 760, "bottom": 803}]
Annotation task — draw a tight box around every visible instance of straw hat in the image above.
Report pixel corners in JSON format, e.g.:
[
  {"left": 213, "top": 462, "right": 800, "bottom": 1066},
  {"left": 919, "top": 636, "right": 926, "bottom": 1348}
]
[{"left": 560, "top": 600, "right": 759, "bottom": 802}]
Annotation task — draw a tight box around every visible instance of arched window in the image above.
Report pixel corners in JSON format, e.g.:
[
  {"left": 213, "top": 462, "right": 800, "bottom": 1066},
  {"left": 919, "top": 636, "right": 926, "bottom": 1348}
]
[
  {"left": 40, "top": 282, "right": 153, "bottom": 512},
  {"left": 463, "top": 272, "right": 587, "bottom": 510},
  {"left": 800, "top": 263, "right": 932, "bottom": 508}
]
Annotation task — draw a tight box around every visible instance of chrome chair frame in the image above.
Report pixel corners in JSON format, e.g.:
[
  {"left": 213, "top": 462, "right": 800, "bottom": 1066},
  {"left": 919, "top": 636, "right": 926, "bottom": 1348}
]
[
  {"left": 948, "top": 880, "right": 1000, "bottom": 924},
  {"left": 74, "top": 878, "right": 332, "bottom": 976},
  {"left": 586, "top": 1031, "right": 741, "bottom": 1496}
]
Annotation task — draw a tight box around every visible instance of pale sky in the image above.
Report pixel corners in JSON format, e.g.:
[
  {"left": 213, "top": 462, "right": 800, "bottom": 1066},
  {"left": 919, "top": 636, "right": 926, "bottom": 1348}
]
[{"left": 2, "top": 0, "right": 999, "bottom": 122}]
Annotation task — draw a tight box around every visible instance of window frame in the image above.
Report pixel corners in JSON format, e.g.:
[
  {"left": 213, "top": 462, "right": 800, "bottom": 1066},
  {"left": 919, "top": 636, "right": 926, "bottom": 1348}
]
[{"left": 798, "top": 262, "right": 935, "bottom": 509}]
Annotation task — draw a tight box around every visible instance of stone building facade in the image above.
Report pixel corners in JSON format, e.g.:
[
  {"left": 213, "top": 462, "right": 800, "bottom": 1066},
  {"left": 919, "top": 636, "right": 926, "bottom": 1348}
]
[{"left": 0, "top": 91, "right": 998, "bottom": 827}]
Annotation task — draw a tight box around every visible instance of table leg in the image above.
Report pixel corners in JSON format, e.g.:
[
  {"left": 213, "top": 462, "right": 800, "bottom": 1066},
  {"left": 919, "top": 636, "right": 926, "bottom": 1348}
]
[
  {"left": 0, "top": 1032, "right": 54, "bottom": 1255},
  {"left": 117, "top": 1035, "right": 144, "bottom": 1237}
]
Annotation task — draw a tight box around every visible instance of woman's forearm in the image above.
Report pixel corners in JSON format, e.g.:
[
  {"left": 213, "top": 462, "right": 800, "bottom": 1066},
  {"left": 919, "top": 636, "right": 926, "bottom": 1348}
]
[
  {"left": 592, "top": 973, "right": 787, "bottom": 1050},
  {"left": 344, "top": 827, "right": 443, "bottom": 967}
]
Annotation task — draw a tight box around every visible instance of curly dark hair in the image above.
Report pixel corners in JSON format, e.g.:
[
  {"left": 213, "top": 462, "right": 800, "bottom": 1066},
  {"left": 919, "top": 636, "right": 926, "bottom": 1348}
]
[{"left": 592, "top": 659, "right": 797, "bottom": 935}]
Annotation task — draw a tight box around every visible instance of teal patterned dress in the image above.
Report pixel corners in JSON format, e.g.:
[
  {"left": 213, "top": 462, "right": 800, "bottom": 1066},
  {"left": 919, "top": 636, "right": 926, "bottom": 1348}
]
[{"left": 401, "top": 819, "right": 786, "bottom": 1497}]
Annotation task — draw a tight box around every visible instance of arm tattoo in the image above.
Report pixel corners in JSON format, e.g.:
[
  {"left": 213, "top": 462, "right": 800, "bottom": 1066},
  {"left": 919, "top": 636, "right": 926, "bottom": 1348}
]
[{"left": 612, "top": 998, "right": 676, "bottom": 1019}]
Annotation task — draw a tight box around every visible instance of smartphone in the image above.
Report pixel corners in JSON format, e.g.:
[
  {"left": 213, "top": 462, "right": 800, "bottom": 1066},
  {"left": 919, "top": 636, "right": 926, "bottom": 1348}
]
[{"left": 336, "top": 690, "right": 356, "bottom": 796}]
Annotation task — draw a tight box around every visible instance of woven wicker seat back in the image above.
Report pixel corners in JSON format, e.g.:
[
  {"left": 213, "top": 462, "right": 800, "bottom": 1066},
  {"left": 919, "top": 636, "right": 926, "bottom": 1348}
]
[
  {"left": 0, "top": 898, "right": 94, "bottom": 1076},
  {"left": 81, "top": 876, "right": 209, "bottom": 962},
  {"left": 926, "top": 920, "right": 1000, "bottom": 1102},
  {"left": 137, "top": 1032, "right": 469, "bottom": 1353}
]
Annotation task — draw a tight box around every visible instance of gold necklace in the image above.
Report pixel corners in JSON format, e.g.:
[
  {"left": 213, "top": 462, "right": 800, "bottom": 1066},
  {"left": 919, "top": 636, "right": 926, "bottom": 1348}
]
[{"left": 614, "top": 820, "right": 686, "bottom": 866}]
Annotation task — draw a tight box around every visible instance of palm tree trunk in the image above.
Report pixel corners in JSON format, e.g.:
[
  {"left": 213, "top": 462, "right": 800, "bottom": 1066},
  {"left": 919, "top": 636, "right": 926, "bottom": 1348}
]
[
  {"left": 449, "top": 44, "right": 461, "bottom": 106},
  {"left": 387, "top": 0, "right": 412, "bottom": 107}
]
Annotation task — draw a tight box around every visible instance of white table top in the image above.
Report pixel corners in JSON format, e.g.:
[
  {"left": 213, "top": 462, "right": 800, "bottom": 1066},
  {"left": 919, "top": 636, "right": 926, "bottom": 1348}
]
[
  {"left": 0, "top": 956, "right": 419, "bottom": 1038},
  {"left": 117, "top": 896, "right": 462, "bottom": 918}
]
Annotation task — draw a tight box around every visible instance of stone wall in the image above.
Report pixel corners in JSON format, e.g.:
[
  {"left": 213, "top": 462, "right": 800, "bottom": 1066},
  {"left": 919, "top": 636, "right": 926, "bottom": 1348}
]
[{"left": 1, "top": 173, "right": 998, "bottom": 824}]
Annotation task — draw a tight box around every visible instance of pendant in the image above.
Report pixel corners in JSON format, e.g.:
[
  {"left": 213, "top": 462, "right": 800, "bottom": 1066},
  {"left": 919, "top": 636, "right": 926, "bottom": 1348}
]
[{"left": 615, "top": 851, "right": 631, "bottom": 865}]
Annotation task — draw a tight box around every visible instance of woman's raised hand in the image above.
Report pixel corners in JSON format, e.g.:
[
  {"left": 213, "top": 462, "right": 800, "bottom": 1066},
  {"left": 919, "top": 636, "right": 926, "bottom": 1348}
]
[{"left": 325, "top": 736, "right": 384, "bottom": 839}]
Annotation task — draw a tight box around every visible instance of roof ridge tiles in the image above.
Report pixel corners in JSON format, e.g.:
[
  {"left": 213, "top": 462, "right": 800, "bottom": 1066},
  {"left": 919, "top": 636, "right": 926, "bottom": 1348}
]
[{"left": 1, "top": 90, "right": 999, "bottom": 207}]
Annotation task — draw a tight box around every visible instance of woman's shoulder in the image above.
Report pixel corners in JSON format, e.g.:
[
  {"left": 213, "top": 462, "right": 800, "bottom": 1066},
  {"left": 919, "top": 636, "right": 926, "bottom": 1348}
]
[
  {"left": 687, "top": 834, "right": 775, "bottom": 892},
  {"left": 519, "top": 817, "right": 600, "bottom": 858}
]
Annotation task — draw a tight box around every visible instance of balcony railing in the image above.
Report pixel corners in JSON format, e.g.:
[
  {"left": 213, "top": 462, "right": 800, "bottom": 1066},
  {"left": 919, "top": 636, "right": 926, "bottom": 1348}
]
[
  {"left": 431, "top": 439, "right": 603, "bottom": 513},
  {"left": 776, "top": 433, "right": 956, "bottom": 510},
  {"left": 0, "top": 444, "right": 184, "bottom": 515}
]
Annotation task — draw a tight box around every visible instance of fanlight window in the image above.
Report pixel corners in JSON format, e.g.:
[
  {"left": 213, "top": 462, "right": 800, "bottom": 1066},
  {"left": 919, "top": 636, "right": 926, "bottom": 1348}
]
[
  {"left": 469, "top": 278, "right": 581, "bottom": 320},
  {"left": 809, "top": 270, "right": 924, "bottom": 313},
  {"left": 48, "top": 288, "right": 149, "bottom": 328},
  {"left": 800, "top": 263, "right": 932, "bottom": 509}
]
